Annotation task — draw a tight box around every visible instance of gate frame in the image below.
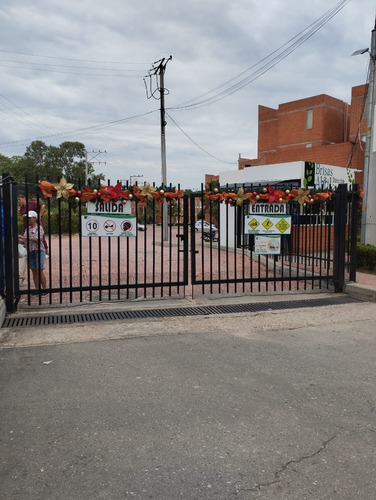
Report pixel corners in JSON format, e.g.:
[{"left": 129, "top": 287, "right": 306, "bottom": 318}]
[
  {"left": 190, "top": 183, "right": 359, "bottom": 294},
  {"left": 0, "top": 176, "right": 359, "bottom": 315}
]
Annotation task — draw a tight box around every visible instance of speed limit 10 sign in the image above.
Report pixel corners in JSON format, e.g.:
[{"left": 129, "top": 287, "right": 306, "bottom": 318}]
[{"left": 81, "top": 214, "right": 137, "bottom": 237}]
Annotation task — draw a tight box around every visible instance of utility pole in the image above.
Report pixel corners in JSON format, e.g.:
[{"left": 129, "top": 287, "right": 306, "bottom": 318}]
[
  {"left": 147, "top": 56, "right": 172, "bottom": 240},
  {"left": 158, "top": 57, "right": 172, "bottom": 188},
  {"left": 355, "top": 17, "right": 376, "bottom": 245},
  {"left": 129, "top": 174, "right": 143, "bottom": 186},
  {"left": 85, "top": 149, "right": 107, "bottom": 184}
]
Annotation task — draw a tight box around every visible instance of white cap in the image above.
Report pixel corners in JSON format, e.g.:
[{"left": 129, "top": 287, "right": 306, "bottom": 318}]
[{"left": 27, "top": 210, "right": 38, "bottom": 218}]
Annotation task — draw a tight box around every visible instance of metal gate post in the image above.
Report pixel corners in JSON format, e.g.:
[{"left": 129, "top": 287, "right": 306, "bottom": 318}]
[
  {"left": 183, "top": 195, "right": 189, "bottom": 283},
  {"left": 190, "top": 192, "right": 198, "bottom": 285},
  {"left": 2, "top": 174, "right": 19, "bottom": 312},
  {"left": 333, "top": 184, "right": 348, "bottom": 292},
  {"left": 349, "top": 184, "right": 359, "bottom": 282}
]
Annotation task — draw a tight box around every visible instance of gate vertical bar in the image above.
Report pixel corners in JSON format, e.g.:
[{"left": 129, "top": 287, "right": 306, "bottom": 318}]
[
  {"left": 333, "top": 184, "right": 348, "bottom": 292},
  {"left": 2, "top": 174, "right": 19, "bottom": 312},
  {"left": 349, "top": 184, "right": 359, "bottom": 282},
  {"left": 183, "top": 195, "right": 189, "bottom": 287},
  {"left": 190, "top": 192, "right": 197, "bottom": 296}
]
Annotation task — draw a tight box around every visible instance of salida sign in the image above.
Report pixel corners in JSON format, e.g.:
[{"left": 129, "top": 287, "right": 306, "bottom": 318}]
[
  {"left": 86, "top": 200, "right": 132, "bottom": 214},
  {"left": 82, "top": 200, "right": 135, "bottom": 237}
]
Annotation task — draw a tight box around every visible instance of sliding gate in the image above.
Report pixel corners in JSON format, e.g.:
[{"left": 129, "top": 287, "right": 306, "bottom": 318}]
[
  {"left": 190, "top": 184, "right": 359, "bottom": 296},
  {"left": 1, "top": 176, "right": 190, "bottom": 311},
  {"left": 0, "top": 176, "right": 359, "bottom": 313}
]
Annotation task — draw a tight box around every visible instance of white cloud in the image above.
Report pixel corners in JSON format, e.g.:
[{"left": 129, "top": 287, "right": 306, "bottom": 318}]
[{"left": 0, "top": 0, "right": 374, "bottom": 189}]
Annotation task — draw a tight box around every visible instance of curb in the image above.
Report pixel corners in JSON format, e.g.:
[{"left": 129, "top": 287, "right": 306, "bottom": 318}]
[{"left": 345, "top": 282, "right": 376, "bottom": 302}]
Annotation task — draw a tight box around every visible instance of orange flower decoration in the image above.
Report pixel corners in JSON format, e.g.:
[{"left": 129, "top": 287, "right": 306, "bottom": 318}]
[
  {"left": 314, "top": 192, "right": 331, "bottom": 201},
  {"left": 39, "top": 180, "right": 56, "bottom": 198},
  {"left": 80, "top": 187, "right": 98, "bottom": 202}
]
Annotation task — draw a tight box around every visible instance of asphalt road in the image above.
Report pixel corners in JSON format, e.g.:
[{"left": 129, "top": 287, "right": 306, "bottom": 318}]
[{"left": 1, "top": 300, "right": 376, "bottom": 499}]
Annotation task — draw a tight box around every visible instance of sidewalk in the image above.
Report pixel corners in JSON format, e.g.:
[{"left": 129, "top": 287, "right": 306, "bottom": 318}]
[{"left": 344, "top": 270, "right": 376, "bottom": 302}]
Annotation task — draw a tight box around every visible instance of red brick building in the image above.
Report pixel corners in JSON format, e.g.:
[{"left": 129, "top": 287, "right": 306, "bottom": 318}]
[{"left": 238, "top": 84, "right": 368, "bottom": 188}]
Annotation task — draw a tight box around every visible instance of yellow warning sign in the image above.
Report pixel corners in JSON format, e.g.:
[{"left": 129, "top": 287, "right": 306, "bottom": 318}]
[
  {"left": 275, "top": 219, "right": 291, "bottom": 234},
  {"left": 244, "top": 214, "right": 292, "bottom": 235},
  {"left": 248, "top": 218, "right": 260, "bottom": 230},
  {"left": 262, "top": 219, "right": 274, "bottom": 231}
]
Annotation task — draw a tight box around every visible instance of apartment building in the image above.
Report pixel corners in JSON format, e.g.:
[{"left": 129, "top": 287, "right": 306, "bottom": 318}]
[{"left": 237, "top": 84, "right": 368, "bottom": 188}]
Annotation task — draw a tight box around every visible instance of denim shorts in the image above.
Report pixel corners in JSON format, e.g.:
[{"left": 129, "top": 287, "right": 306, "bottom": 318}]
[{"left": 28, "top": 250, "right": 46, "bottom": 270}]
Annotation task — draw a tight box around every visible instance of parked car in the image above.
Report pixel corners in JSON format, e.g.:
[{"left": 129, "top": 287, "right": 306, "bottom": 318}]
[{"left": 195, "top": 220, "right": 217, "bottom": 232}]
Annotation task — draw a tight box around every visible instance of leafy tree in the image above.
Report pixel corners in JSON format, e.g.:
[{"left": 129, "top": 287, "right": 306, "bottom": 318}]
[
  {"left": 24, "top": 140, "right": 61, "bottom": 181},
  {"left": 0, "top": 141, "right": 104, "bottom": 186},
  {"left": 0, "top": 153, "right": 15, "bottom": 176},
  {"left": 58, "top": 141, "right": 87, "bottom": 182}
]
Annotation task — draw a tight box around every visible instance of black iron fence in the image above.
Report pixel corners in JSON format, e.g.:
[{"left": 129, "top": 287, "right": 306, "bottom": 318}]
[
  {"left": 0, "top": 175, "right": 359, "bottom": 314},
  {"left": 190, "top": 185, "right": 359, "bottom": 296}
]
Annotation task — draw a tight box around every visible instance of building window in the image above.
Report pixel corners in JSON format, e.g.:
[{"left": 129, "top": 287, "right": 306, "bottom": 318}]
[
  {"left": 306, "top": 108, "right": 313, "bottom": 129},
  {"left": 306, "top": 143, "right": 312, "bottom": 148}
]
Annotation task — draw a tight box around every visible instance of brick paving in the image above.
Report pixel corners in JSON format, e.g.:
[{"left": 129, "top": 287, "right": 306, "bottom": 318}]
[{"left": 18, "top": 227, "right": 370, "bottom": 307}]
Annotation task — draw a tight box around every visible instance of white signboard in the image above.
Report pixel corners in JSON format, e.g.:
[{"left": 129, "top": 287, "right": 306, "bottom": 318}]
[
  {"left": 81, "top": 214, "right": 137, "bottom": 237},
  {"left": 249, "top": 203, "right": 286, "bottom": 215},
  {"left": 86, "top": 200, "right": 132, "bottom": 215},
  {"left": 313, "top": 164, "right": 353, "bottom": 190},
  {"left": 245, "top": 214, "right": 292, "bottom": 235},
  {"left": 254, "top": 235, "right": 281, "bottom": 255}
]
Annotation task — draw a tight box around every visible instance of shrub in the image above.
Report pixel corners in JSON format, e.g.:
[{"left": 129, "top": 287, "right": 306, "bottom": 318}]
[
  {"left": 17, "top": 202, "right": 83, "bottom": 236},
  {"left": 356, "top": 243, "right": 376, "bottom": 272}
]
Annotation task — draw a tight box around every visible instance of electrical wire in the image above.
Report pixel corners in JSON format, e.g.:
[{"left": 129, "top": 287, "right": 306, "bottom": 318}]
[
  {"left": 0, "top": 91, "right": 58, "bottom": 135},
  {"left": 0, "top": 48, "right": 149, "bottom": 65},
  {"left": 0, "top": 61, "right": 147, "bottom": 78},
  {"left": 0, "top": 110, "right": 159, "bottom": 149},
  {"left": 166, "top": 112, "right": 236, "bottom": 165},
  {"left": 169, "top": 0, "right": 350, "bottom": 111}
]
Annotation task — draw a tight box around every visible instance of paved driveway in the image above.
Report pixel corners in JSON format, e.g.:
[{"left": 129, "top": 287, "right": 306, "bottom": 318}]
[{"left": 1, "top": 300, "right": 376, "bottom": 499}]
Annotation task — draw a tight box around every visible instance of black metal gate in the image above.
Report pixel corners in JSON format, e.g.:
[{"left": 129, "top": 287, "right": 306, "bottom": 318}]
[
  {"left": 0, "top": 175, "right": 359, "bottom": 314},
  {"left": 190, "top": 184, "right": 359, "bottom": 296}
]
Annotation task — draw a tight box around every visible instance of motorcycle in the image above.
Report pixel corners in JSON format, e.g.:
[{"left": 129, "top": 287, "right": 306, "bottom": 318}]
[{"left": 202, "top": 229, "right": 218, "bottom": 242}]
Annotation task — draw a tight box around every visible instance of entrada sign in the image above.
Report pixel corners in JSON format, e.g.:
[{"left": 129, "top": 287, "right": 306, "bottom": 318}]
[{"left": 248, "top": 203, "right": 286, "bottom": 214}]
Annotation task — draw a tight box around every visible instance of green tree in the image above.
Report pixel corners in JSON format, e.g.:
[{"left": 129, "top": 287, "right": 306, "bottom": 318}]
[
  {"left": 0, "top": 141, "right": 104, "bottom": 185},
  {"left": 0, "top": 153, "right": 15, "bottom": 176},
  {"left": 58, "top": 141, "right": 86, "bottom": 182},
  {"left": 24, "top": 140, "right": 59, "bottom": 180}
]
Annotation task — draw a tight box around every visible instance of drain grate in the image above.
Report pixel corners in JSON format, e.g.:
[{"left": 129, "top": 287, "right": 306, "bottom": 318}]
[{"left": 2, "top": 295, "right": 360, "bottom": 329}]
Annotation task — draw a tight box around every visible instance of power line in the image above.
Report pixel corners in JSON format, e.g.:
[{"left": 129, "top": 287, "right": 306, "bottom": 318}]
[
  {"left": 169, "top": 0, "right": 350, "bottom": 111},
  {"left": 166, "top": 112, "right": 235, "bottom": 165},
  {"left": 0, "top": 110, "right": 159, "bottom": 149},
  {"left": 0, "top": 61, "right": 147, "bottom": 78},
  {"left": 0, "top": 91, "right": 58, "bottom": 135},
  {"left": 0, "top": 48, "right": 149, "bottom": 65}
]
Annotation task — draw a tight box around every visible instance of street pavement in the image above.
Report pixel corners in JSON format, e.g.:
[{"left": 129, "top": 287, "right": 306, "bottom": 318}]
[{"left": 1, "top": 288, "right": 376, "bottom": 499}]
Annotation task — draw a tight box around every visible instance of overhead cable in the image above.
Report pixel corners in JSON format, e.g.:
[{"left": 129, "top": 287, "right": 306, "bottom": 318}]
[
  {"left": 166, "top": 112, "right": 235, "bottom": 165},
  {"left": 169, "top": 0, "right": 350, "bottom": 111}
]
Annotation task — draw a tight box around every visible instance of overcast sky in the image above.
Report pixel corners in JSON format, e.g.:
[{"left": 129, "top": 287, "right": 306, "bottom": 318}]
[{"left": 0, "top": 0, "right": 374, "bottom": 189}]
